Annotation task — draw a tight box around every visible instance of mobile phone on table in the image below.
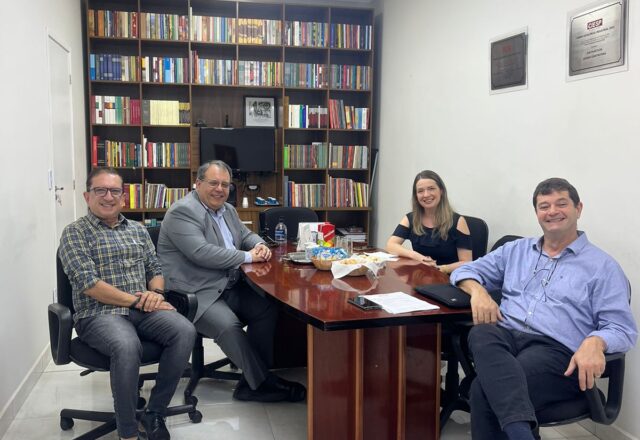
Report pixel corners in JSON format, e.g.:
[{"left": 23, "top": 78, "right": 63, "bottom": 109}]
[{"left": 347, "top": 295, "right": 382, "bottom": 311}]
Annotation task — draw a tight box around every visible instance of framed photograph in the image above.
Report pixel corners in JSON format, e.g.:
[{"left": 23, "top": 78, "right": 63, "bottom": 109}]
[
  {"left": 244, "top": 96, "right": 276, "bottom": 127},
  {"left": 490, "top": 30, "right": 528, "bottom": 93}
]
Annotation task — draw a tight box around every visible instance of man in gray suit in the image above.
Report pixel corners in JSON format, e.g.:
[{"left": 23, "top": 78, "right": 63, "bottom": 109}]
[{"left": 157, "top": 160, "right": 305, "bottom": 402}]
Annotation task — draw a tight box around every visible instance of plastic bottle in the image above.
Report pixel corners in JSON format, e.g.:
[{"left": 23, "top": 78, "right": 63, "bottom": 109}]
[{"left": 274, "top": 217, "right": 287, "bottom": 244}]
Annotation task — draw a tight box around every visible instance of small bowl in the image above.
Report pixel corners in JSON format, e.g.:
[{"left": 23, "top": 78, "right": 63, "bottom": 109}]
[{"left": 311, "top": 258, "right": 335, "bottom": 271}]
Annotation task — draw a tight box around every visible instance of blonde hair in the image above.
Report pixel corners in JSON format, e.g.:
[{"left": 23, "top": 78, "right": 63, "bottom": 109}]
[{"left": 411, "top": 170, "right": 454, "bottom": 241}]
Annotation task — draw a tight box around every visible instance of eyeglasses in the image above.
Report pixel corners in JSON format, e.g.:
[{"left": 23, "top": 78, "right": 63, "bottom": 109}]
[
  {"left": 89, "top": 187, "right": 124, "bottom": 197},
  {"left": 201, "top": 179, "right": 231, "bottom": 190},
  {"left": 523, "top": 252, "right": 559, "bottom": 302}
]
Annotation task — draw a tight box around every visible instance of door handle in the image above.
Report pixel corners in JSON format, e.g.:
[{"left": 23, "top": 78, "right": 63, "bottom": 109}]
[{"left": 55, "top": 186, "right": 64, "bottom": 191}]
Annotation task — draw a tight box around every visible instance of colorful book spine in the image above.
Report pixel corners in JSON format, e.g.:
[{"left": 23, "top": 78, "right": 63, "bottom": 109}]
[
  {"left": 284, "top": 21, "right": 329, "bottom": 47},
  {"left": 328, "top": 177, "right": 369, "bottom": 207},
  {"left": 330, "top": 23, "right": 372, "bottom": 50},
  {"left": 88, "top": 10, "right": 139, "bottom": 38},
  {"left": 91, "top": 96, "right": 141, "bottom": 125},
  {"left": 89, "top": 54, "right": 139, "bottom": 81},
  {"left": 286, "top": 104, "right": 328, "bottom": 128},
  {"left": 284, "top": 63, "right": 328, "bottom": 88},
  {"left": 190, "top": 14, "right": 236, "bottom": 43},
  {"left": 237, "top": 61, "right": 282, "bottom": 87},
  {"left": 328, "top": 99, "right": 369, "bottom": 130},
  {"left": 140, "top": 13, "right": 188, "bottom": 40},
  {"left": 140, "top": 56, "right": 188, "bottom": 83},
  {"left": 191, "top": 51, "right": 237, "bottom": 85},
  {"left": 329, "top": 145, "right": 368, "bottom": 169},
  {"left": 237, "top": 18, "right": 282, "bottom": 45},
  {"left": 283, "top": 143, "right": 328, "bottom": 168},
  {"left": 284, "top": 181, "right": 326, "bottom": 208},
  {"left": 142, "top": 139, "right": 191, "bottom": 167},
  {"left": 141, "top": 100, "right": 190, "bottom": 126},
  {"left": 330, "top": 64, "right": 370, "bottom": 90}
]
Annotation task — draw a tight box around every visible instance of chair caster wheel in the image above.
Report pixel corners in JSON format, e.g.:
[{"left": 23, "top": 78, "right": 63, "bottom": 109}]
[
  {"left": 137, "top": 397, "right": 147, "bottom": 409},
  {"left": 189, "top": 410, "right": 203, "bottom": 423},
  {"left": 60, "top": 417, "right": 74, "bottom": 430},
  {"left": 185, "top": 395, "right": 198, "bottom": 406}
]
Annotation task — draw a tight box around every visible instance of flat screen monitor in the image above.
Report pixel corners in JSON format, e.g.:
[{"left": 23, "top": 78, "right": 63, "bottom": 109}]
[{"left": 199, "top": 127, "right": 276, "bottom": 173}]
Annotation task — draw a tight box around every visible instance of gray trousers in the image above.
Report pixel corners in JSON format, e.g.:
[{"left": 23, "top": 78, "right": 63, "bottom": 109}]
[
  {"left": 194, "top": 280, "right": 278, "bottom": 389},
  {"left": 76, "top": 310, "right": 196, "bottom": 438}
]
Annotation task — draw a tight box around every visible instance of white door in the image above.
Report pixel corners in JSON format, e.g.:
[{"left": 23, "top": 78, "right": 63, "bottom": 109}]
[{"left": 48, "top": 35, "right": 77, "bottom": 242}]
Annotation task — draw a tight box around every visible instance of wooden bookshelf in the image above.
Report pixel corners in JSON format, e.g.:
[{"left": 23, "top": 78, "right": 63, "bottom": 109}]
[{"left": 83, "top": 0, "right": 374, "bottom": 239}]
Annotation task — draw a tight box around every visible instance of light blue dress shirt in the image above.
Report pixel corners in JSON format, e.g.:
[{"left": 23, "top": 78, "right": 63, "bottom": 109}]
[
  {"left": 450, "top": 232, "right": 637, "bottom": 354},
  {"left": 205, "top": 204, "right": 253, "bottom": 264}
]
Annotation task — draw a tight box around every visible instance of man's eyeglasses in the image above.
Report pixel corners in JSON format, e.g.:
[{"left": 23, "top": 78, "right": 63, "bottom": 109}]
[
  {"left": 201, "top": 179, "right": 231, "bottom": 190},
  {"left": 89, "top": 187, "right": 124, "bottom": 197}
]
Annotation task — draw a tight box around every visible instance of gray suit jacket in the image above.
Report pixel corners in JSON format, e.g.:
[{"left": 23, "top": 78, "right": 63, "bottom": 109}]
[{"left": 157, "top": 191, "right": 263, "bottom": 322}]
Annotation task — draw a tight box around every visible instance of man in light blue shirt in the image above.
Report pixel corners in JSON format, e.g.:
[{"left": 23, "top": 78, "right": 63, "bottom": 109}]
[{"left": 450, "top": 178, "right": 637, "bottom": 440}]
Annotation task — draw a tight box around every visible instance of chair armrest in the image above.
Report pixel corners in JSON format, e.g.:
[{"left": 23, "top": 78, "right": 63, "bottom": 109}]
[
  {"left": 585, "top": 352, "right": 625, "bottom": 424},
  {"left": 48, "top": 303, "right": 72, "bottom": 365},
  {"left": 165, "top": 290, "right": 198, "bottom": 322}
]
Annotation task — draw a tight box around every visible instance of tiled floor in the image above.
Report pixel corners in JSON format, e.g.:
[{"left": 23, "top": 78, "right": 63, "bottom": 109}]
[{"left": 2, "top": 340, "right": 601, "bottom": 440}]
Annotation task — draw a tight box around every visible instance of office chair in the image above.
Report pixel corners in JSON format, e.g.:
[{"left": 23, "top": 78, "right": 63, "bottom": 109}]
[
  {"left": 440, "top": 215, "right": 489, "bottom": 429},
  {"left": 48, "top": 254, "right": 202, "bottom": 439},
  {"left": 147, "top": 226, "right": 242, "bottom": 405},
  {"left": 259, "top": 207, "right": 318, "bottom": 240},
  {"left": 534, "top": 352, "right": 626, "bottom": 435}
]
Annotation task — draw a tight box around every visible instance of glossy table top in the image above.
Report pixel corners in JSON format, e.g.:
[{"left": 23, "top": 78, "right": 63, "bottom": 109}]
[{"left": 242, "top": 244, "right": 471, "bottom": 331}]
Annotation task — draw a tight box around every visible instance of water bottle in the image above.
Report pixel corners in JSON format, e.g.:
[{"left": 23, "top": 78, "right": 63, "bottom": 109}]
[{"left": 274, "top": 217, "right": 287, "bottom": 244}]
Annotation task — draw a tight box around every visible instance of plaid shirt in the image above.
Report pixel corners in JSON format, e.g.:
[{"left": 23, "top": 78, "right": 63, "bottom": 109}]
[{"left": 58, "top": 211, "right": 162, "bottom": 322}]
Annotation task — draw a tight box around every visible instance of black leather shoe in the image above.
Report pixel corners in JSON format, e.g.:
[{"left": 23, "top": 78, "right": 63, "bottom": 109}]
[
  {"left": 139, "top": 411, "right": 170, "bottom": 440},
  {"left": 233, "top": 376, "right": 288, "bottom": 402},
  {"left": 265, "top": 375, "right": 307, "bottom": 402}
]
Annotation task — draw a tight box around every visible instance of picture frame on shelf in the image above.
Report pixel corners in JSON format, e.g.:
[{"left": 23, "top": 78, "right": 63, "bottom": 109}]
[{"left": 244, "top": 96, "right": 276, "bottom": 127}]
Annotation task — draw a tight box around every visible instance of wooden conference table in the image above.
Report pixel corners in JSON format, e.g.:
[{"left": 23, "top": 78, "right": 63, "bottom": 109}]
[{"left": 242, "top": 245, "right": 471, "bottom": 440}]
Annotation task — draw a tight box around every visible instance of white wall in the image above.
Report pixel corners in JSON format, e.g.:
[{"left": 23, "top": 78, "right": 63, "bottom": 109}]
[
  {"left": 0, "top": 0, "right": 86, "bottom": 433},
  {"left": 374, "top": 0, "right": 640, "bottom": 437}
]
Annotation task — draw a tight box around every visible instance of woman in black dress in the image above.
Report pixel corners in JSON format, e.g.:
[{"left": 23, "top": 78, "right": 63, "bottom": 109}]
[{"left": 385, "top": 170, "right": 472, "bottom": 274}]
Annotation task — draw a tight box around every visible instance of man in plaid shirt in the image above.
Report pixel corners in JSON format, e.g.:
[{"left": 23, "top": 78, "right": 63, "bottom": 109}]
[{"left": 59, "top": 167, "right": 196, "bottom": 440}]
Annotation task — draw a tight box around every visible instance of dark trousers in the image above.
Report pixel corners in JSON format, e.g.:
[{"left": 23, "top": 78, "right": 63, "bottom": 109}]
[
  {"left": 194, "top": 280, "right": 278, "bottom": 389},
  {"left": 468, "top": 324, "right": 581, "bottom": 440},
  {"left": 76, "top": 310, "right": 196, "bottom": 438}
]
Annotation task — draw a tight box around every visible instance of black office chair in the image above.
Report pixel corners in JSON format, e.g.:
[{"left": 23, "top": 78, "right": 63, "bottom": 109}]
[
  {"left": 464, "top": 215, "right": 489, "bottom": 261},
  {"left": 535, "top": 353, "right": 626, "bottom": 434},
  {"left": 147, "top": 226, "right": 242, "bottom": 405},
  {"left": 259, "top": 207, "right": 318, "bottom": 240},
  {"left": 440, "top": 215, "right": 489, "bottom": 429},
  {"left": 48, "top": 254, "right": 201, "bottom": 439}
]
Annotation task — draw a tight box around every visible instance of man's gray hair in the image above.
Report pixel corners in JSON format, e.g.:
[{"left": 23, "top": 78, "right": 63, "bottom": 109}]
[{"left": 197, "top": 160, "right": 233, "bottom": 181}]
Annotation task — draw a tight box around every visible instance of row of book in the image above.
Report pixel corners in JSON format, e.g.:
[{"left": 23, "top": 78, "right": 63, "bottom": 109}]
[
  {"left": 88, "top": 9, "right": 371, "bottom": 50},
  {"left": 328, "top": 99, "right": 370, "bottom": 130},
  {"left": 91, "top": 96, "right": 190, "bottom": 126},
  {"left": 192, "top": 54, "right": 236, "bottom": 85},
  {"left": 141, "top": 56, "right": 189, "bottom": 83},
  {"left": 330, "top": 23, "right": 372, "bottom": 50},
  {"left": 91, "top": 96, "right": 141, "bottom": 125},
  {"left": 237, "top": 61, "right": 282, "bottom": 87},
  {"left": 284, "top": 63, "right": 328, "bottom": 88},
  {"left": 143, "top": 100, "right": 191, "bottom": 126},
  {"left": 283, "top": 143, "right": 329, "bottom": 169},
  {"left": 282, "top": 179, "right": 326, "bottom": 208},
  {"left": 330, "top": 64, "right": 370, "bottom": 90},
  {"left": 144, "top": 183, "right": 189, "bottom": 209},
  {"left": 283, "top": 143, "right": 369, "bottom": 169},
  {"left": 284, "top": 21, "right": 329, "bottom": 47},
  {"left": 328, "top": 145, "right": 369, "bottom": 169},
  {"left": 91, "top": 137, "right": 191, "bottom": 168},
  {"left": 287, "top": 104, "right": 329, "bottom": 129},
  {"left": 89, "top": 54, "right": 139, "bottom": 81},
  {"left": 191, "top": 15, "right": 235, "bottom": 43},
  {"left": 88, "top": 9, "right": 138, "bottom": 38},
  {"left": 140, "top": 13, "right": 189, "bottom": 41},
  {"left": 328, "top": 177, "right": 369, "bottom": 208},
  {"left": 121, "top": 183, "right": 189, "bottom": 209},
  {"left": 237, "top": 18, "right": 281, "bottom": 45},
  {"left": 89, "top": 55, "right": 368, "bottom": 90}
]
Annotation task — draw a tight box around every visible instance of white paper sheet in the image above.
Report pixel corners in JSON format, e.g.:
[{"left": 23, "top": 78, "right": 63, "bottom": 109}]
[{"left": 364, "top": 292, "right": 440, "bottom": 314}]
